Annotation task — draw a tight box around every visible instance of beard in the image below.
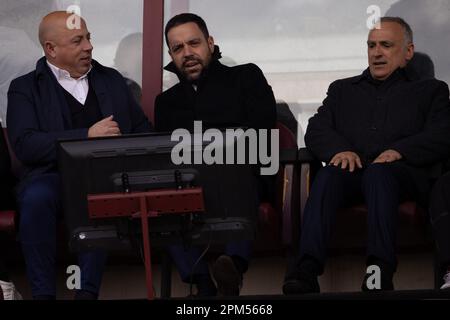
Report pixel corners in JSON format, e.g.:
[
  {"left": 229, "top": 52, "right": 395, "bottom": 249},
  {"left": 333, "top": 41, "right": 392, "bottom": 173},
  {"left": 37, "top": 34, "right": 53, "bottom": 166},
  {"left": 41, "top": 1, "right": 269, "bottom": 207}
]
[
  {"left": 180, "top": 54, "right": 212, "bottom": 82},
  {"left": 181, "top": 58, "right": 204, "bottom": 81}
]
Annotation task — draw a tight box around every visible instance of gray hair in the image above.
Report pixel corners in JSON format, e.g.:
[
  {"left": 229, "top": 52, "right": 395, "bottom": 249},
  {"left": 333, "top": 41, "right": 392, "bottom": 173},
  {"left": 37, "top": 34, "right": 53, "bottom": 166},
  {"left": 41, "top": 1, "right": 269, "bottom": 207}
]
[{"left": 379, "top": 16, "right": 414, "bottom": 45}]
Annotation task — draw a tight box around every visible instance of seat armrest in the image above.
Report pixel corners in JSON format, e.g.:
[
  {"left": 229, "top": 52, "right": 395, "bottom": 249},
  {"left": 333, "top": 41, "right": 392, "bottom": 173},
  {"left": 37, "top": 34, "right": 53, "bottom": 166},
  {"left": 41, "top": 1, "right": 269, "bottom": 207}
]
[
  {"left": 281, "top": 162, "right": 296, "bottom": 245},
  {"left": 279, "top": 148, "right": 298, "bottom": 164},
  {"left": 298, "top": 147, "right": 316, "bottom": 163},
  {"left": 297, "top": 148, "right": 321, "bottom": 223}
]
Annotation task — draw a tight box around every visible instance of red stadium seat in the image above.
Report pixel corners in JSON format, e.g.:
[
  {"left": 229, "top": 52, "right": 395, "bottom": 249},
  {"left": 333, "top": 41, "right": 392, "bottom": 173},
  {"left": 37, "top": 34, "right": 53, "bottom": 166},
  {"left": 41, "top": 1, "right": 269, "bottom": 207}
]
[{"left": 0, "top": 127, "right": 18, "bottom": 234}]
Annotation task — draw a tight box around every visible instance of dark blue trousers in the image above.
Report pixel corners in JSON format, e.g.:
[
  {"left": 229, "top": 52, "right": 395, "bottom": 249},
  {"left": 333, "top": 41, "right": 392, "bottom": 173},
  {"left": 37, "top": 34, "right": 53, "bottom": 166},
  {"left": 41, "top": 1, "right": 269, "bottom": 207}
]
[
  {"left": 168, "top": 241, "right": 252, "bottom": 283},
  {"left": 18, "top": 173, "right": 107, "bottom": 298},
  {"left": 299, "top": 163, "right": 424, "bottom": 272}
]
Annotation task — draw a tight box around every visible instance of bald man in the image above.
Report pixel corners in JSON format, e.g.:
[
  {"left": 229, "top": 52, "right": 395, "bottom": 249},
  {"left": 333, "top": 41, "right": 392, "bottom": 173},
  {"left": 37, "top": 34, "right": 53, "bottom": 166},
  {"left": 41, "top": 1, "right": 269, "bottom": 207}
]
[{"left": 6, "top": 12, "right": 152, "bottom": 299}]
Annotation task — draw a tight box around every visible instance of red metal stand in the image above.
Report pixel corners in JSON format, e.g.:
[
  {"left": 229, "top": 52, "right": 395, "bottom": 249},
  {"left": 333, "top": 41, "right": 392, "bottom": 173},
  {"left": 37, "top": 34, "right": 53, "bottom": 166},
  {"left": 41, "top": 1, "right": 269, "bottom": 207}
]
[{"left": 87, "top": 187, "right": 205, "bottom": 300}]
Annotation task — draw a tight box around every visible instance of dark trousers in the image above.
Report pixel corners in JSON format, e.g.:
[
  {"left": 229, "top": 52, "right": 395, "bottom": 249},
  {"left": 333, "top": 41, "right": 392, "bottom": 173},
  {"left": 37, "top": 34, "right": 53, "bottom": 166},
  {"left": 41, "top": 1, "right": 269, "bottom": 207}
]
[
  {"left": 429, "top": 172, "right": 450, "bottom": 267},
  {"left": 299, "top": 162, "right": 425, "bottom": 272},
  {"left": 168, "top": 241, "right": 251, "bottom": 283},
  {"left": 18, "top": 173, "right": 107, "bottom": 298}
]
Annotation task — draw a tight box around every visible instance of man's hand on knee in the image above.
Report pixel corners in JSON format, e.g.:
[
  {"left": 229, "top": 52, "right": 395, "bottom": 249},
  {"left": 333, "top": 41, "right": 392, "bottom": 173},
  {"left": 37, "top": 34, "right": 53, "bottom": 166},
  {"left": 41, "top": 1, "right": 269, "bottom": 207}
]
[
  {"left": 329, "top": 151, "right": 362, "bottom": 172},
  {"left": 372, "top": 149, "right": 402, "bottom": 164}
]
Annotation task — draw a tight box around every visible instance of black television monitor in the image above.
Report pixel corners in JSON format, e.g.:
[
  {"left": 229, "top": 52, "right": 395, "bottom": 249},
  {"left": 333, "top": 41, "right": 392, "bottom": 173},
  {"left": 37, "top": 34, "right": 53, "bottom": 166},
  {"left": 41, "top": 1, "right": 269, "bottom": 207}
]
[{"left": 57, "top": 132, "right": 259, "bottom": 252}]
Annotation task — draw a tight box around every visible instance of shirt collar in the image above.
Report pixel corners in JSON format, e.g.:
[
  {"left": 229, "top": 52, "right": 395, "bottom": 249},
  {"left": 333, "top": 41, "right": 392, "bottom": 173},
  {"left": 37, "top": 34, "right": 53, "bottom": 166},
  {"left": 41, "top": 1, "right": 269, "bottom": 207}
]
[{"left": 46, "top": 60, "right": 92, "bottom": 81}]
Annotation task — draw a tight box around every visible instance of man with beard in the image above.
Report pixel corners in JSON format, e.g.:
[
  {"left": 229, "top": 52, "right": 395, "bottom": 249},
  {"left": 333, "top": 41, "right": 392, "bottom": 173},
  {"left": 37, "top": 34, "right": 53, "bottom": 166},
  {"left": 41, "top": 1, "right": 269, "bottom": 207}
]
[
  {"left": 7, "top": 11, "right": 152, "bottom": 299},
  {"left": 155, "top": 13, "right": 276, "bottom": 296}
]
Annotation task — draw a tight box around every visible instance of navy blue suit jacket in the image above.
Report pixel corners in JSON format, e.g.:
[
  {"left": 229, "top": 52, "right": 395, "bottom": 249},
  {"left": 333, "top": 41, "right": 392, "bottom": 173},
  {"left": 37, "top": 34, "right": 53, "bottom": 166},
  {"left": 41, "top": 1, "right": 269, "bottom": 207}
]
[{"left": 6, "top": 57, "right": 152, "bottom": 188}]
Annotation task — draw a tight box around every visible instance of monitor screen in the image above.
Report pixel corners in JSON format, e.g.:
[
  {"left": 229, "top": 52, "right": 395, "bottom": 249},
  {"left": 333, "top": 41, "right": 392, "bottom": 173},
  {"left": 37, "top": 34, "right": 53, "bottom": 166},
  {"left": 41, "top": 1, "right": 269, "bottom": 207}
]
[{"left": 57, "top": 132, "right": 259, "bottom": 251}]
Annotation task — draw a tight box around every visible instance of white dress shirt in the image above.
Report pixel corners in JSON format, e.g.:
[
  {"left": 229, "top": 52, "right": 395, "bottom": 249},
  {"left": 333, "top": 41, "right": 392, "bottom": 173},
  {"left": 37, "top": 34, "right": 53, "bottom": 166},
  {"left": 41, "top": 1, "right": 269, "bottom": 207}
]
[{"left": 47, "top": 61, "right": 91, "bottom": 105}]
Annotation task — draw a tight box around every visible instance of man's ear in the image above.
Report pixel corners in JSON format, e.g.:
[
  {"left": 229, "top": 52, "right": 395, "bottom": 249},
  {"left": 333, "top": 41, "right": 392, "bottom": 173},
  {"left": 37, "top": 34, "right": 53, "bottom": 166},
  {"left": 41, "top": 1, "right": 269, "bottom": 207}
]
[
  {"left": 405, "top": 43, "right": 415, "bottom": 62},
  {"left": 45, "top": 41, "right": 57, "bottom": 58},
  {"left": 207, "top": 36, "right": 214, "bottom": 52}
]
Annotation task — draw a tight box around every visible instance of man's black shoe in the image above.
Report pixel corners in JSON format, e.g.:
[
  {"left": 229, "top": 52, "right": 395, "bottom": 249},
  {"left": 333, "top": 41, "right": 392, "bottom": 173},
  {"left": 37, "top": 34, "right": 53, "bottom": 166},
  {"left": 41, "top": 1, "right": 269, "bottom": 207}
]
[
  {"left": 283, "top": 255, "right": 321, "bottom": 295},
  {"left": 212, "top": 255, "right": 242, "bottom": 296},
  {"left": 282, "top": 270, "right": 320, "bottom": 295}
]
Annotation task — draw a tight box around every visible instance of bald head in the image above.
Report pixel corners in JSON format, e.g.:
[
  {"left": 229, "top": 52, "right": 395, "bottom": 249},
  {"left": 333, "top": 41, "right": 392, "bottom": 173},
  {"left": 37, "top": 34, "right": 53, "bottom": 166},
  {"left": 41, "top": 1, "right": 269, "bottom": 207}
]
[
  {"left": 39, "top": 11, "right": 82, "bottom": 47},
  {"left": 39, "top": 11, "right": 93, "bottom": 78}
]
